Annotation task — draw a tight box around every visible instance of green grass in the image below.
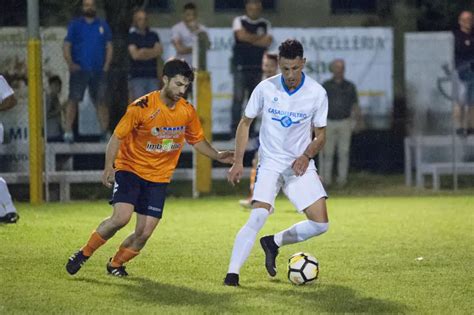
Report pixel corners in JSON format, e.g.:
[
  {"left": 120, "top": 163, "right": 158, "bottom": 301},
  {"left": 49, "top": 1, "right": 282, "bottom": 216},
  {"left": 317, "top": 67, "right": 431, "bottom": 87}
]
[{"left": 1, "top": 195, "right": 473, "bottom": 313}]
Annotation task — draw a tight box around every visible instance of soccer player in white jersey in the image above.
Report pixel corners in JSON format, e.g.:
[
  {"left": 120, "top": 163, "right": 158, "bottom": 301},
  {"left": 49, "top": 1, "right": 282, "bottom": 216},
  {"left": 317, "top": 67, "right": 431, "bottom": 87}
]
[
  {"left": 0, "top": 75, "right": 20, "bottom": 224},
  {"left": 224, "top": 39, "right": 329, "bottom": 286}
]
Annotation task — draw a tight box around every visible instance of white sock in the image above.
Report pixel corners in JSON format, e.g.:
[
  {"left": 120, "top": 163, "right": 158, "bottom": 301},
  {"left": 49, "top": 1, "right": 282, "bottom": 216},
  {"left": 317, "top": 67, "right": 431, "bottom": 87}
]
[
  {"left": 228, "top": 208, "right": 269, "bottom": 274},
  {"left": 274, "top": 220, "right": 328, "bottom": 247},
  {"left": 0, "top": 177, "right": 16, "bottom": 215}
]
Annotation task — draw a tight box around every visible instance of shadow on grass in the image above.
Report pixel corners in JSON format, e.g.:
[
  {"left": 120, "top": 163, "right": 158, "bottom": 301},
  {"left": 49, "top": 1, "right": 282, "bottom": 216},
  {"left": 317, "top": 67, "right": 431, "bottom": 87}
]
[
  {"left": 71, "top": 277, "right": 408, "bottom": 313},
  {"left": 243, "top": 283, "right": 409, "bottom": 313},
  {"left": 73, "top": 276, "right": 237, "bottom": 311}
]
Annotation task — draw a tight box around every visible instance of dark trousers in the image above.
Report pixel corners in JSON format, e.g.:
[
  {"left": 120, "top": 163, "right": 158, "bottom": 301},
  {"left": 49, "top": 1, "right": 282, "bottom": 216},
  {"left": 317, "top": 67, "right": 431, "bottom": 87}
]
[{"left": 231, "top": 68, "right": 262, "bottom": 136}]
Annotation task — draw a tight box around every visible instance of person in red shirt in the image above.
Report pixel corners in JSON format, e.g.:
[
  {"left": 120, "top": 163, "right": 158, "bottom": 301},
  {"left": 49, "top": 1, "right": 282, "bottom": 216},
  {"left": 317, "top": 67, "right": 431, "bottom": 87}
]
[{"left": 65, "top": 59, "right": 233, "bottom": 277}]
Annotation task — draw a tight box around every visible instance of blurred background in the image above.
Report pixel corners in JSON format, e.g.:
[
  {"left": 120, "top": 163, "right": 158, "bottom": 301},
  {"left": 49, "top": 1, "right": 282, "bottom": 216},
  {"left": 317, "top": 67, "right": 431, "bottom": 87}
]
[{"left": 0, "top": 0, "right": 473, "bottom": 202}]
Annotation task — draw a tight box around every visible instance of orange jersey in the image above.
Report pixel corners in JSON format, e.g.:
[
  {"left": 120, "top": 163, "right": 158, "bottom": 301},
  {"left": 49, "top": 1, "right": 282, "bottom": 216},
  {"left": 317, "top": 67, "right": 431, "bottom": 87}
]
[{"left": 113, "top": 91, "right": 205, "bottom": 183}]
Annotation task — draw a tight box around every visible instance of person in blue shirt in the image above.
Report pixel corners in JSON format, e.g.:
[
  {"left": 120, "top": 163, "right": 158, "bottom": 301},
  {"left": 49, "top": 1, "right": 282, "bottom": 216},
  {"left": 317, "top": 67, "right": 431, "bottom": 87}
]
[
  {"left": 63, "top": 0, "right": 113, "bottom": 143},
  {"left": 128, "top": 9, "right": 163, "bottom": 100}
]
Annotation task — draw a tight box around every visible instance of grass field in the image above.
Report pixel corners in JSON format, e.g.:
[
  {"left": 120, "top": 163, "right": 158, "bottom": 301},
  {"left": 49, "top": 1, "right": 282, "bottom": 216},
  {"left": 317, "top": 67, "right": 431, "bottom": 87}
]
[{"left": 1, "top": 195, "right": 473, "bottom": 313}]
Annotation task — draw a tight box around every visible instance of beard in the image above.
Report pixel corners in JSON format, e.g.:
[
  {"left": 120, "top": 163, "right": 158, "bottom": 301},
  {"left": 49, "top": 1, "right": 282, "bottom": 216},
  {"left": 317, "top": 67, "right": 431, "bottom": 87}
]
[
  {"left": 164, "top": 88, "right": 182, "bottom": 102},
  {"left": 83, "top": 9, "right": 96, "bottom": 18}
]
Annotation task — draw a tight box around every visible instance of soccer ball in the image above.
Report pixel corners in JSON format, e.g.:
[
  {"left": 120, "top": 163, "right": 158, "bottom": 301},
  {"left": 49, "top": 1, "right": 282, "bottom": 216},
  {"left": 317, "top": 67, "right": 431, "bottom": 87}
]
[{"left": 287, "top": 252, "right": 319, "bottom": 285}]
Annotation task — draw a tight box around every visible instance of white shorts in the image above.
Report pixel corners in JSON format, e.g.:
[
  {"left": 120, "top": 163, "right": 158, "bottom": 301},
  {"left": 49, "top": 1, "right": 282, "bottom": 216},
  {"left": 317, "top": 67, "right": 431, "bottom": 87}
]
[{"left": 252, "top": 167, "right": 327, "bottom": 213}]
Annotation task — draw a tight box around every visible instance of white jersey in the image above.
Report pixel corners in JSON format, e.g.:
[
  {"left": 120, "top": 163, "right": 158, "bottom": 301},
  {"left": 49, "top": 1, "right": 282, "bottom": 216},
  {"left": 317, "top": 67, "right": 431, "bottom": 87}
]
[
  {"left": 244, "top": 73, "right": 328, "bottom": 173},
  {"left": 0, "top": 75, "right": 15, "bottom": 144}
]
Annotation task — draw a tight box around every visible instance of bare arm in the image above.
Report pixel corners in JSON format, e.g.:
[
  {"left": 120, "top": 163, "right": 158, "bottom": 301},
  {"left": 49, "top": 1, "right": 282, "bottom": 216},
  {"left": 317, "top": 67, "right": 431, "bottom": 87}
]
[
  {"left": 63, "top": 42, "right": 80, "bottom": 72},
  {"left": 172, "top": 38, "right": 192, "bottom": 55},
  {"left": 193, "top": 140, "right": 234, "bottom": 164},
  {"left": 227, "top": 116, "right": 254, "bottom": 185},
  {"left": 103, "top": 42, "right": 113, "bottom": 72},
  {"left": 0, "top": 95, "right": 16, "bottom": 112},
  {"left": 102, "top": 134, "right": 121, "bottom": 188},
  {"left": 128, "top": 42, "right": 163, "bottom": 61},
  {"left": 351, "top": 103, "right": 365, "bottom": 132},
  {"left": 235, "top": 30, "right": 272, "bottom": 48},
  {"left": 292, "top": 127, "right": 326, "bottom": 176}
]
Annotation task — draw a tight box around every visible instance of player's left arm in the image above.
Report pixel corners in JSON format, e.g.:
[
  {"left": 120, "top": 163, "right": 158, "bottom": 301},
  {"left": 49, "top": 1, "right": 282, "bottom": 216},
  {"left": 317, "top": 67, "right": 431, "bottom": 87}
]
[
  {"left": 292, "top": 127, "right": 326, "bottom": 176},
  {"left": 192, "top": 140, "right": 234, "bottom": 164}
]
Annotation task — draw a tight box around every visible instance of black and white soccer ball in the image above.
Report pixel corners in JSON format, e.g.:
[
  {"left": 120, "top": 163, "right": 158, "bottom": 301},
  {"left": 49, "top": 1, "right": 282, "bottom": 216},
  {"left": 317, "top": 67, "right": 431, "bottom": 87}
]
[{"left": 287, "top": 252, "right": 319, "bottom": 285}]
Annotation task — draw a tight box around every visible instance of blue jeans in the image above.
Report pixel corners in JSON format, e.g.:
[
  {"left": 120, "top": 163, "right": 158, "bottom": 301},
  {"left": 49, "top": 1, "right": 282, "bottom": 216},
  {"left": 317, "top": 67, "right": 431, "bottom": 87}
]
[{"left": 129, "top": 77, "right": 159, "bottom": 101}]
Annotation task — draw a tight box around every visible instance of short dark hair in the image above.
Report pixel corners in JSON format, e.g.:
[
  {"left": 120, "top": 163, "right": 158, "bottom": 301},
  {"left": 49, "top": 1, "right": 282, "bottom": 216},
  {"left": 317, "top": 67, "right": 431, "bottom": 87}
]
[
  {"left": 278, "top": 39, "right": 304, "bottom": 59},
  {"left": 264, "top": 52, "right": 278, "bottom": 63},
  {"left": 183, "top": 2, "right": 196, "bottom": 11},
  {"left": 48, "top": 75, "right": 62, "bottom": 86},
  {"left": 162, "top": 59, "right": 194, "bottom": 82}
]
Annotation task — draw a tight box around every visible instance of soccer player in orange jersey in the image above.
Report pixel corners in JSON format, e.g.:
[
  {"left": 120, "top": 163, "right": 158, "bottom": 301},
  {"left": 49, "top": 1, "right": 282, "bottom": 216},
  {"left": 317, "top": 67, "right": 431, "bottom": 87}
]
[{"left": 66, "top": 59, "right": 234, "bottom": 277}]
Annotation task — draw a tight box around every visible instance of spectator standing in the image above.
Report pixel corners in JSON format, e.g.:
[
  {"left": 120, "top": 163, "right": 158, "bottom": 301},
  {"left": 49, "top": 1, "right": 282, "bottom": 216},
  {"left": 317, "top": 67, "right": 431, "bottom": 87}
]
[
  {"left": 45, "top": 75, "right": 64, "bottom": 142},
  {"left": 230, "top": 0, "right": 272, "bottom": 136},
  {"left": 453, "top": 10, "right": 474, "bottom": 136},
  {"left": 63, "top": 0, "right": 113, "bottom": 143},
  {"left": 171, "top": 2, "right": 209, "bottom": 69},
  {"left": 320, "top": 59, "right": 362, "bottom": 187},
  {"left": 128, "top": 9, "right": 163, "bottom": 100}
]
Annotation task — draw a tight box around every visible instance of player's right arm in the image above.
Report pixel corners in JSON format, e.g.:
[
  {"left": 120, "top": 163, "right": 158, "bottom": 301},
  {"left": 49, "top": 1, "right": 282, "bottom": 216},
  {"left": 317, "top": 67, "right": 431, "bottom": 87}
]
[
  {"left": 102, "top": 101, "right": 143, "bottom": 187},
  {"left": 102, "top": 134, "right": 121, "bottom": 188},
  {"left": 227, "top": 116, "right": 254, "bottom": 186}
]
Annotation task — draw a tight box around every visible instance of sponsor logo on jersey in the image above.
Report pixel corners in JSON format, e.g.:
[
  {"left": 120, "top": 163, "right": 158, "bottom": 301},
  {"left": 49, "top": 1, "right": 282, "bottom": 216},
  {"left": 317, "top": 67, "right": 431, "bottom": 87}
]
[
  {"left": 146, "top": 139, "right": 181, "bottom": 152},
  {"left": 150, "top": 126, "right": 185, "bottom": 139},
  {"left": 268, "top": 107, "right": 307, "bottom": 127}
]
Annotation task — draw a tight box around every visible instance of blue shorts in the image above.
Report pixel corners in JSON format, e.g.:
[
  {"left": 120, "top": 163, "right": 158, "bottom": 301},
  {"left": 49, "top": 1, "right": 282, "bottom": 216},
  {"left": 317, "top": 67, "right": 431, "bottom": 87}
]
[
  {"left": 111, "top": 170, "right": 167, "bottom": 218},
  {"left": 69, "top": 70, "right": 107, "bottom": 103}
]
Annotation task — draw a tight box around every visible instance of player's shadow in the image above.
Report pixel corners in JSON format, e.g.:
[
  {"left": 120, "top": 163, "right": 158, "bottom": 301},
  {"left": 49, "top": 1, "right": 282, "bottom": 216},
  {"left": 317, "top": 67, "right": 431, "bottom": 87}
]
[
  {"left": 247, "top": 283, "right": 409, "bottom": 313},
  {"left": 73, "top": 276, "right": 237, "bottom": 310}
]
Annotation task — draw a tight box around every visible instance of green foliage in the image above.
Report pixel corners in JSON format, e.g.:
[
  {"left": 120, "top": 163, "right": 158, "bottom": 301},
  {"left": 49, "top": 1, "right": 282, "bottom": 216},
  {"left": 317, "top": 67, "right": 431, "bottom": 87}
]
[{"left": 1, "top": 196, "right": 473, "bottom": 313}]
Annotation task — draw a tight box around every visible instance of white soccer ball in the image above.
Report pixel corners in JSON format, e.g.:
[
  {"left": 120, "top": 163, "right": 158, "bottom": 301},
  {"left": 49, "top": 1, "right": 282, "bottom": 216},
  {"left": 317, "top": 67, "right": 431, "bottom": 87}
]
[{"left": 287, "top": 252, "right": 319, "bottom": 285}]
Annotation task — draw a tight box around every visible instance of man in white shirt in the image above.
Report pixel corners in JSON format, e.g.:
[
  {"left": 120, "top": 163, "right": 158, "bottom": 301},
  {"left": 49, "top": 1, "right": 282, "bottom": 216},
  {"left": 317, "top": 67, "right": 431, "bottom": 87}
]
[
  {"left": 0, "top": 75, "right": 20, "bottom": 224},
  {"left": 171, "top": 2, "right": 209, "bottom": 68},
  {"left": 224, "top": 40, "right": 329, "bottom": 286}
]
